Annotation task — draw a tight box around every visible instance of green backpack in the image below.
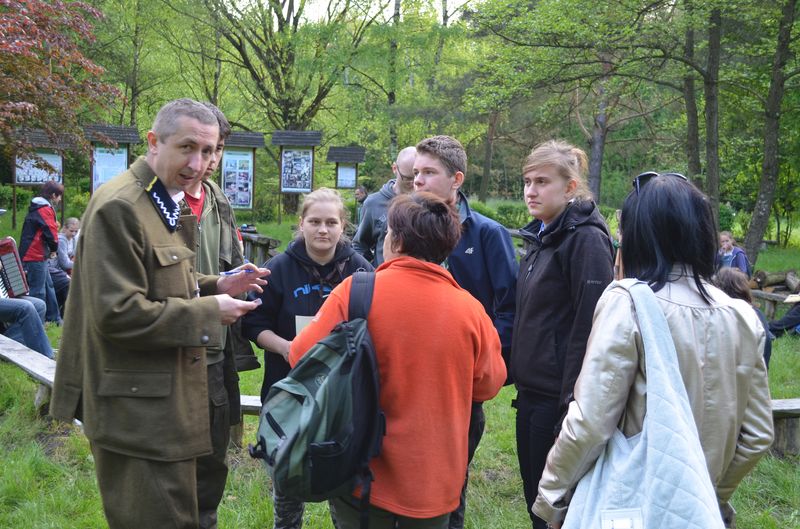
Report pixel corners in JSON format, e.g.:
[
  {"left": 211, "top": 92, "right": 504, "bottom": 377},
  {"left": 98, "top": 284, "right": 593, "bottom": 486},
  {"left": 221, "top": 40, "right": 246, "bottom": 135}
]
[{"left": 249, "top": 272, "right": 385, "bottom": 507}]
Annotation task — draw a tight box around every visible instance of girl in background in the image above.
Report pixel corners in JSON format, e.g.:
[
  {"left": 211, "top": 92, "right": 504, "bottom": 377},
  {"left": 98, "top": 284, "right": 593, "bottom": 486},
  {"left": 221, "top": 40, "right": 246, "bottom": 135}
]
[
  {"left": 243, "top": 187, "right": 372, "bottom": 529},
  {"left": 716, "top": 231, "right": 750, "bottom": 276}
]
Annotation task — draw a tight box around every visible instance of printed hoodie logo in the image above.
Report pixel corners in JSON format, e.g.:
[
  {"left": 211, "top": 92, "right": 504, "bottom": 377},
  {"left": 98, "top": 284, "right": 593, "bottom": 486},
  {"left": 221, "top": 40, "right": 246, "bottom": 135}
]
[
  {"left": 293, "top": 283, "right": 333, "bottom": 299},
  {"left": 464, "top": 247, "right": 474, "bottom": 255}
]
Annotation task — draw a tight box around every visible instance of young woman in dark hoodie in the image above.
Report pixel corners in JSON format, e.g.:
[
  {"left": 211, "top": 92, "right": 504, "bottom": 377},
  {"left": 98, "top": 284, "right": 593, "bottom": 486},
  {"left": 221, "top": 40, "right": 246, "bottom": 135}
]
[
  {"left": 242, "top": 187, "right": 372, "bottom": 529},
  {"left": 510, "top": 140, "right": 614, "bottom": 529}
]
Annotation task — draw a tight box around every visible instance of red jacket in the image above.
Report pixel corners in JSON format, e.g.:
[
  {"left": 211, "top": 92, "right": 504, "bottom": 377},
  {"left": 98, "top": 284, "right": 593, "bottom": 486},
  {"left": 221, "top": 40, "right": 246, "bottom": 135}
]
[
  {"left": 290, "top": 256, "right": 506, "bottom": 518},
  {"left": 19, "top": 198, "right": 59, "bottom": 262}
]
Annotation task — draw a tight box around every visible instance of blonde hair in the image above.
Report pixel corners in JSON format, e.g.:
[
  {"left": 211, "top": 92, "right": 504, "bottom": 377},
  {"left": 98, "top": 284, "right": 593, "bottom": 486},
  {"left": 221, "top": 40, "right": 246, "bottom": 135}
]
[
  {"left": 295, "top": 187, "right": 350, "bottom": 244},
  {"left": 523, "top": 140, "right": 593, "bottom": 201},
  {"left": 719, "top": 231, "right": 736, "bottom": 244},
  {"left": 64, "top": 217, "right": 80, "bottom": 230}
]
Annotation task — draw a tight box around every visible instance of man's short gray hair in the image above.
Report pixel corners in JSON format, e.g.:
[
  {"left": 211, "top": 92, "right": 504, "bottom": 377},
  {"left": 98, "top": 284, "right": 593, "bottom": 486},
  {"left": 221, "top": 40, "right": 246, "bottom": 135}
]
[{"left": 152, "top": 99, "right": 218, "bottom": 140}]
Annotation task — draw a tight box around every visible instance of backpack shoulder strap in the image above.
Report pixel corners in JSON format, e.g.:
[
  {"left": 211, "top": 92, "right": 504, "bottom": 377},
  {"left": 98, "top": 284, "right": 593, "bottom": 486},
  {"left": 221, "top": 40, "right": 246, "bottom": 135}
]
[{"left": 348, "top": 271, "right": 375, "bottom": 321}]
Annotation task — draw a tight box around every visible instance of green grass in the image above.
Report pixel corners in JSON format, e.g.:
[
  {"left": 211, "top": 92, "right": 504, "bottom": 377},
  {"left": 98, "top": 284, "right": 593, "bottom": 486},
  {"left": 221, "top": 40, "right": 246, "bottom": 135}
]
[
  {"left": 2, "top": 335, "right": 798, "bottom": 528},
  {"left": 754, "top": 245, "right": 800, "bottom": 273}
]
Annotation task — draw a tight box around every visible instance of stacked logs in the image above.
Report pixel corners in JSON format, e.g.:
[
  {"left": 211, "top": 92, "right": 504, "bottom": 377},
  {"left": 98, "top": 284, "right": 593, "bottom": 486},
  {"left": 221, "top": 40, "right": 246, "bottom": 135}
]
[
  {"left": 750, "top": 270, "right": 799, "bottom": 319},
  {"left": 752, "top": 270, "right": 800, "bottom": 293}
]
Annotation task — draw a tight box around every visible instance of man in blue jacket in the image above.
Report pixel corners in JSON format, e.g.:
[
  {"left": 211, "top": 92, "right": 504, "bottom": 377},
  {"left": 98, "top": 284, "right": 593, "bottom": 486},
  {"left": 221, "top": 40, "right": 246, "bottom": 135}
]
[{"left": 413, "top": 135, "right": 517, "bottom": 529}]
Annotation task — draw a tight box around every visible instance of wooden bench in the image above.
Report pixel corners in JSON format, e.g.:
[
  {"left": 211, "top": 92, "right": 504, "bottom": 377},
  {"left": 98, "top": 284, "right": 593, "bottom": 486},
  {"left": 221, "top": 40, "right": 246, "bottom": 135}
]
[
  {"left": 1, "top": 334, "right": 797, "bottom": 456},
  {"left": 0, "top": 334, "right": 56, "bottom": 414},
  {"left": 0, "top": 333, "right": 265, "bottom": 420},
  {"left": 750, "top": 289, "right": 796, "bottom": 320}
]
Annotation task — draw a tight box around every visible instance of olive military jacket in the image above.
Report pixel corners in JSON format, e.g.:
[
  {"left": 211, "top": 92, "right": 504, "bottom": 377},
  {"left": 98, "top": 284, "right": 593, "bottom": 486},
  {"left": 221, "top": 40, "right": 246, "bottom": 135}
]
[{"left": 50, "top": 157, "right": 223, "bottom": 461}]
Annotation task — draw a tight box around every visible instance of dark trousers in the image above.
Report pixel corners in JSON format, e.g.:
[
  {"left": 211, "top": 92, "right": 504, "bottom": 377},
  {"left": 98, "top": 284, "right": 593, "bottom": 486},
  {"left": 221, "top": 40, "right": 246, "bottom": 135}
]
[
  {"left": 768, "top": 302, "right": 800, "bottom": 337},
  {"left": 447, "top": 402, "right": 486, "bottom": 529},
  {"left": 91, "top": 443, "right": 198, "bottom": 529},
  {"left": 331, "top": 495, "right": 449, "bottom": 529},
  {"left": 513, "top": 391, "right": 561, "bottom": 529},
  {"left": 197, "top": 360, "right": 231, "bottom": 529}
]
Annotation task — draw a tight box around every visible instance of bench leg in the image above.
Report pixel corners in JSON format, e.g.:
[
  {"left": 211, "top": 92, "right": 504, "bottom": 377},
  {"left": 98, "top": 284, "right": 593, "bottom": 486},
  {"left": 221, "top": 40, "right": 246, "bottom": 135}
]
[
  {"left": 771, "top": 416, "right": 799, "bottom": 457},
  {"left": 35, "top": 384, "right": 51, "bottom": 416},
  {"left": 229, "top": 414, "right": 244, "bottom": 449}
]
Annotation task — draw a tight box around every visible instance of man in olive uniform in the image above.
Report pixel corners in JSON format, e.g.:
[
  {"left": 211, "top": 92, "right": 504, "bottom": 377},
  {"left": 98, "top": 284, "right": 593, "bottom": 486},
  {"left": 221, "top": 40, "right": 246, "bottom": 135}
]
[{"left": 50, "top": 99, "right": 268, "bottom": 529}]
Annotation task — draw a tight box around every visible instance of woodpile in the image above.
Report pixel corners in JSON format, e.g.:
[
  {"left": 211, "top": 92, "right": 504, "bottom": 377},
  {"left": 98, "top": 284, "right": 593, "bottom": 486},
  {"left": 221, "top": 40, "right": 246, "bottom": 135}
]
[
  {"left": 752, "top": 270, "right": 799, "bottom": 293},
  {"left": 750, "top": 270, "right": 799, "bottom": 319}
]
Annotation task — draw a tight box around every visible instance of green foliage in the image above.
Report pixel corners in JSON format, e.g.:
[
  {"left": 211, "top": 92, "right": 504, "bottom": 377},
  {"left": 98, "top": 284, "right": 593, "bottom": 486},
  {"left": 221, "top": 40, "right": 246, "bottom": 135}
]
[
  {"left": 0, "top": 184, "right": 14, "bottom": 209},
  {"left": 495, "top": 202, "right": 529, "bottom": 229},
  {"left": 468, "top": 200, "right": 499, "bottom": 223},
  {"left": 65, "top": 192, "right": 90, "bottom": 220},
  {"left": 0, "top": 185, "right": 33, "bottom": 210},
  {"left": 719, "top": 202, "right": 736, "bottom": 232}
]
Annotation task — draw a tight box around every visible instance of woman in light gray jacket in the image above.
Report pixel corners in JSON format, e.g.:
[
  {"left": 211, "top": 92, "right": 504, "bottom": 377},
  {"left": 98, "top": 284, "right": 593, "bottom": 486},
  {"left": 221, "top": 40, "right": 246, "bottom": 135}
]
[{"left": 532, "top": 172, "right": 773, "bottom": 528}]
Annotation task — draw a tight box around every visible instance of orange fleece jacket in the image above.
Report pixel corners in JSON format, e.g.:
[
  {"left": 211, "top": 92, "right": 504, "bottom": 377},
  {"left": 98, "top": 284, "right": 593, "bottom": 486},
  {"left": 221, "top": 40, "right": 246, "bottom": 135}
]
[{"left": 289, "top": 256, "right": 506, "bottom": 519}]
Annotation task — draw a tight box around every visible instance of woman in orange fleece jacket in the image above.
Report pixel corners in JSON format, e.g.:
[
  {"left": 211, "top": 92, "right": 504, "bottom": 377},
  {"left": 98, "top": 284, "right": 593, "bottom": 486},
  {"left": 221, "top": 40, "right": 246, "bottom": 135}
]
[{"left": 289, "top": 192, "right": 506, "bottom": 529}]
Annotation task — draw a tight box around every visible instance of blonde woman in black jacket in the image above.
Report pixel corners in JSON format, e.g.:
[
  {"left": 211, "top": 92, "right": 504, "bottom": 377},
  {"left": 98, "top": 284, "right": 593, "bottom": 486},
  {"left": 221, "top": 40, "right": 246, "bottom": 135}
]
[{"left": 510, "top": 140, "right": 614, "bottom": 529}]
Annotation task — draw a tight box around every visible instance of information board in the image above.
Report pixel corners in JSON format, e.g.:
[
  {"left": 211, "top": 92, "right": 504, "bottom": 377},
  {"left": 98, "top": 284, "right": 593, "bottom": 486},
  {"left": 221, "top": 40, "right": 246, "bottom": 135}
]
[
  {"left": 221, "top": 148, "right": 254, "bottom": 209},
  {"left": 280, "top": 148, "right": 313, "bottom": 193},
  {"left": 92, "top": 145, "right": 128, "bottom": 191},
  {"left": 15, "top": 150, "right": 63, "bottom": 185}
]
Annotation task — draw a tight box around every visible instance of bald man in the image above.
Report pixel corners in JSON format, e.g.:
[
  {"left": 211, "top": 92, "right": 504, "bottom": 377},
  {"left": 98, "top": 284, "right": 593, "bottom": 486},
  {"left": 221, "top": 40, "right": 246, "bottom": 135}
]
[{"left": 352, "top": 146, "right": 416, "bottom": 265}]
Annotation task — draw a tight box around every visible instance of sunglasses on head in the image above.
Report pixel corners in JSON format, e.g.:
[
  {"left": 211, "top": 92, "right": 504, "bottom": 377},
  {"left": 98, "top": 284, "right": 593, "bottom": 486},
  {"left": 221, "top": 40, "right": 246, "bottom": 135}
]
[{"left": 632, "top": 171, "right": 688, "bottom": 194}]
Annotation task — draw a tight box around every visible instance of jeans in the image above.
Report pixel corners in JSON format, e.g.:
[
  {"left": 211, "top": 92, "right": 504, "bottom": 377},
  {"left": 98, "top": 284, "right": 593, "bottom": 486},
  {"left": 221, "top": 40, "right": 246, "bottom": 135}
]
[
  {"left": 0, "top": 295, "right": 53, "bottom": 358},
  {"left": 23, "top": 260, "right": 60, "bottom": 323},
  {"left": 514, "top": 391, "right": 561, "bottom": 529}
]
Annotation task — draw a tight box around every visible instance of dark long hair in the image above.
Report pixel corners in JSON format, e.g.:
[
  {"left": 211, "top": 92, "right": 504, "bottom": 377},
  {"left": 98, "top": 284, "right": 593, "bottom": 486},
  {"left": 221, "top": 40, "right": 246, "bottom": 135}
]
[{"left": 621, "top": 174, "right": 717, "bottom": 302}]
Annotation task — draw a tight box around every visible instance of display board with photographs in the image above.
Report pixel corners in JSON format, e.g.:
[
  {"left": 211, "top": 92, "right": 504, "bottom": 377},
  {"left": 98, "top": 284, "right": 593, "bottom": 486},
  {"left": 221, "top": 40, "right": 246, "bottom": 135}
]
[
  {"left": 15, "top": 150, "right": 63, "bottom": 185},
  {"left": 92, "top": 146, "right": 128, "bottom": 192},
  {"left": 221, "top": 148, "right": 254, "bottom": 209},
  {"left": 280, "top": 148, "right": 313, "bottom": 193},
  {"left": 336, "top": 164, "right": 357, "bottom": 189}
]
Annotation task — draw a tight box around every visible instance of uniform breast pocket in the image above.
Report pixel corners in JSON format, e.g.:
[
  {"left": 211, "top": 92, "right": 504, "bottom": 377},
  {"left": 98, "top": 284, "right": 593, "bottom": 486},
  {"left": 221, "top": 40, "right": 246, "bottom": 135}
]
[{"left": 150, "top": 244, "right": 196, "bottom": 299}]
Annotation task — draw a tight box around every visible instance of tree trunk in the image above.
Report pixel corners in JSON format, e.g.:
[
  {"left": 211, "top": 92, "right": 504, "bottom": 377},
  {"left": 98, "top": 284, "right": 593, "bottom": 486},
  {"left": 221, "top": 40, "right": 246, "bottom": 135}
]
[
  {"left": 129, "top": 0, "right": 143, "bottom": 128},
  {"left": 587, "top": 88, "right": 608, "bottom": 203},
  {"left": 744, "top": 0, "right": 797, "bottom": 264},
  {"left": 479, "top": 111, "right": 498, "bottom": 203},
  {"left": 388, "top": 0, "right": 401, "bottom": 160},
  {"left": 703, "top": 8, "right": 721, "bottom": 219},
  {"left": 682, "top": 0, "right": 702, "bottom": 180}
]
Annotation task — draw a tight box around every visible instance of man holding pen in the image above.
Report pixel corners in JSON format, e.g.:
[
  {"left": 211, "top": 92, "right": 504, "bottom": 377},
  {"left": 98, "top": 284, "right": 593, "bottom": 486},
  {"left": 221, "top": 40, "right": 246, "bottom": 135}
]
[{"left": 50, "top": 99, "right": 268, "bottom": 529}]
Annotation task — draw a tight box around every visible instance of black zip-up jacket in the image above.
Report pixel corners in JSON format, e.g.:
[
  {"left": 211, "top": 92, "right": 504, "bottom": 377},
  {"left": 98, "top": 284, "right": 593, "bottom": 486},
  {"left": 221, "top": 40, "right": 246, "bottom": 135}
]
[
  {"left": 242, "top": 239, "right": 372, "bottom": 401},
  {"left": 510, "top": 200, "right": 614, "bottom": 413}
]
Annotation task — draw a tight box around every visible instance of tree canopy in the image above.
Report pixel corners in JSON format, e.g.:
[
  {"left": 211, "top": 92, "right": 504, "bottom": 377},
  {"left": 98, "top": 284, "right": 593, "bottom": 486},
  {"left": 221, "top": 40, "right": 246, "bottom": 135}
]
[{"left": 4, "top": 0, "right": 800, "bottom": 263}]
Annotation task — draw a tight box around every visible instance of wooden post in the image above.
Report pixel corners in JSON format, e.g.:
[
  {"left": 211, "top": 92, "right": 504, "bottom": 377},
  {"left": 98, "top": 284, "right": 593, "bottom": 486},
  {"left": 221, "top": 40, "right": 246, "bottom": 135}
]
[{"left": 771, "top": 399, "right": 800, "bottom": 458}]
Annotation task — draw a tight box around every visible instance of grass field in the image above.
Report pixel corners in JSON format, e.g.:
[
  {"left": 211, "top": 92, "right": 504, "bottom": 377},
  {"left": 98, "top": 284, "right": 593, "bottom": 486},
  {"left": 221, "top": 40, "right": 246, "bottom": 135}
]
[
  {"left": 1, "top": 335, "right": 798, "bottom": 528},
  {"left": 1, "top": 208, "right": 798, "bottom": 528}
]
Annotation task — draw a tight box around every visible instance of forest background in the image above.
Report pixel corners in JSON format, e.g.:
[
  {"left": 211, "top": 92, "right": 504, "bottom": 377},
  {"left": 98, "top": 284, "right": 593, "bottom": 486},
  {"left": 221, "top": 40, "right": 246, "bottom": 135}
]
[
  {"left": 3, "top": 0, "right": 800, "bottom": 265},
  {"left": 1, "top": 1, "right": 800, "bottom": 528}
]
